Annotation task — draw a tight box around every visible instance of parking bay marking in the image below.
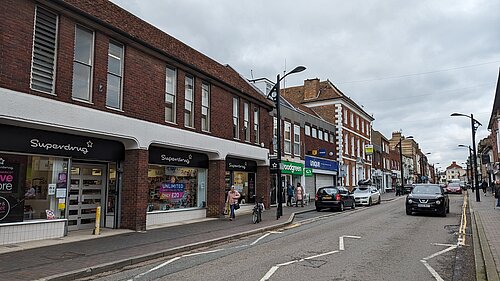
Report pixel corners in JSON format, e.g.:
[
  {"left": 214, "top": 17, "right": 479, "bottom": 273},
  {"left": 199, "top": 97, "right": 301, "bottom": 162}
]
[{"left": 420, "top": 244, "right": 458, "bottom": 281}]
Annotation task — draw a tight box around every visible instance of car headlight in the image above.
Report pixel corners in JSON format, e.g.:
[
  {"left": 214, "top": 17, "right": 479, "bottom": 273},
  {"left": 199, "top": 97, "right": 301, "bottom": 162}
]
[
  {"left": 408, "top": 199, "right": 413, "bottom": 204},
  {"left": 436, "top": 200, "right": 441, "bottom": 205}
]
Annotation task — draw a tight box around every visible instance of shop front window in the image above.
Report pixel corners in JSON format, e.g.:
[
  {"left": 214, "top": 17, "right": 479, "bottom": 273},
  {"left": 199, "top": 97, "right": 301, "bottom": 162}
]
[
  {"left": 147, "top": 165, "right": 206, "bottom": 212},
  {"left": 0, "top": 153, "right": 68, "bottom": 223}
]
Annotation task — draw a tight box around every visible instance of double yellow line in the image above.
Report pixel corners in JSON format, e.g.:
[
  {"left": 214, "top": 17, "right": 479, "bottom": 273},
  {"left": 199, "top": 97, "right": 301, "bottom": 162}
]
[{"left": 458, "top": 191, "right": 468, "bottom": 246}]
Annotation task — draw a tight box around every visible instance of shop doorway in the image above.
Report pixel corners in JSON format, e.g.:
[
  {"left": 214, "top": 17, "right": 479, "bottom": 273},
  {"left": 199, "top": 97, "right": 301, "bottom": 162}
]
[{"left": 68, "top": 163, "right": 106, "bottom": 230}]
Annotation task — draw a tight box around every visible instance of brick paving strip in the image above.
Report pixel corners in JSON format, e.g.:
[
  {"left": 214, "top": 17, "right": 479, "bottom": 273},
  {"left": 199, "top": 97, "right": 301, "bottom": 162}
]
[{"left": 470, "top": 191, "right": 500, "bottom": 281}]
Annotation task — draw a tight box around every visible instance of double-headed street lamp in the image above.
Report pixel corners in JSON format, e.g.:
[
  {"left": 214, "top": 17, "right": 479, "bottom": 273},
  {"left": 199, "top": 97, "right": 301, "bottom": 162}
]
[
  {"left": 265, "top": 66, "right": 306, "bottom": 220},
  {"left": 451, "top": 113, "right": 482, "bottom": 202},
  {"left": 397, "top": 135, "right": 413, "bottom": 188},
  {"left": 458, "top": 144, "right": 474, "bottom": 191}
]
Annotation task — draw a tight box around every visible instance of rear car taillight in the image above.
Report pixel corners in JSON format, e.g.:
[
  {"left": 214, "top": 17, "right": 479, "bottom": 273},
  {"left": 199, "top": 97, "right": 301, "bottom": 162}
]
[
  {"left": 336, "top": 194, "right": 341, "bottom": 201},
  {"left": 315, "top": 194, "right": 318, "bottom": 200}
]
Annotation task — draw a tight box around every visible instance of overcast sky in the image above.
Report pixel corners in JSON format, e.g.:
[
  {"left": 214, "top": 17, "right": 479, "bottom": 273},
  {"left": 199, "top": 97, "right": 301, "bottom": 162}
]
[{"left": 111, "top": 0, "right": 500, "bottom": 171}]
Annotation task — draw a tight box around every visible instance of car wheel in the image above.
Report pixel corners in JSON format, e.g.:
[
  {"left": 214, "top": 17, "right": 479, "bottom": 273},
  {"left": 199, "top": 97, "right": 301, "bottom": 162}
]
[
  {"left": 351, "top": 201, "right": 356, "bottom": 210},
  {"left": 439, "top": 207, "right": 447, "bottom": 217},
  {"left": 316, "top": 207, "right": 321, "bottom": 212},
  {"left": 368, "top": 198, "right": 372, "bottom": 206},
  {"left": 406, "top": 207, "right": 412, "bottom": 215},
  {"left": 339, "top": 203, "right": 344, "bottom": 212},
  {"left": 446, "top": 205, "right": 450, "bottom": 213}
]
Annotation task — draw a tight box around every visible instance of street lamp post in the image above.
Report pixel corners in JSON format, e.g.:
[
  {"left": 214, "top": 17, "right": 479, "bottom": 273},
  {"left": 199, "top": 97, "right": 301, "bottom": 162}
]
[
  {"left": 458, "top": 144, "right": 474, "bottom": 191},
  {"left": 265, "top": 66, "right": 306, "bottom": 220},
  {"left": 452, "top": 113, "right": 482, "bottom": 202}
]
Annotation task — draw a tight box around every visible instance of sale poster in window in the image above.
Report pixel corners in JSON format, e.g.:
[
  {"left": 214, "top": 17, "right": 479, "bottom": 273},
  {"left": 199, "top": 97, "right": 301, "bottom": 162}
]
[{"left": 159, "top": 183, "right": 186, "bottom": 204}]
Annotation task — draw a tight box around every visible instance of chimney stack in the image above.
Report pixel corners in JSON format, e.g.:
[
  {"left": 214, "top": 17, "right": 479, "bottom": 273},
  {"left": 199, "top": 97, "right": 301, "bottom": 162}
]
[{"left": 304, "top": 78, "right": 320, "bottom": 100}]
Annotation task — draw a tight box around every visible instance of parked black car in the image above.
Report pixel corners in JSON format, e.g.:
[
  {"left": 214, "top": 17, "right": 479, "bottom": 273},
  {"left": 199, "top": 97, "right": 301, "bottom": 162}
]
[
  {"left": 406, "top": 184, "right": 449, "bottom": 217},
  {"left": 315, "top": 186, "right": 355, "bottom": 212}
]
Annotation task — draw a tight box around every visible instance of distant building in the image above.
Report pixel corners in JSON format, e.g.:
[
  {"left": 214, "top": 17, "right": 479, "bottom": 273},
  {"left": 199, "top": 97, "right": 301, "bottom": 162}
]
[{"left": 445, "top": 162, "right": 466, "bottom": 182}]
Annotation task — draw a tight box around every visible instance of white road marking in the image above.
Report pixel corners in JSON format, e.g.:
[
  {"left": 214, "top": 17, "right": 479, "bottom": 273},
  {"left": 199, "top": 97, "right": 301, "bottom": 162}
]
[
  {"left": 129, "top": 256, "right": 181, "bottom": 280},
  {"left": 260, "top": 266, "right": 280, "bottom": 281},
  {"left": 182, "top": 249, "right": 224, "bottom": 257},
  {"left": 431, "top": 243, "right": 455, "bottom": 247},
  {"left": 339, "top": 235, "right": 361, "bottom": 251},
  {"left": 421, "top": 260, "right": 445, "bottom": 281},
  {"left": 304, "top": 250, "right": 339, "bottom": 260},
  {"left": 251, "top": 233, "right": 272, "bottom": 245},
  {"left": 423, "top": 245, "right": 457, "bottom": 260}
]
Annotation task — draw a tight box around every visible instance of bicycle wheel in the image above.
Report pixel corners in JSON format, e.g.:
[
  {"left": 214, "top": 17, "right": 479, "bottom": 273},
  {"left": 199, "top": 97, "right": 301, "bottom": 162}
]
[
  {"left": 257, "top": 209, "right": 262, "bottom": 223},
  {"left": 252, "top": 210, "right": 258, "bottom": 224}
]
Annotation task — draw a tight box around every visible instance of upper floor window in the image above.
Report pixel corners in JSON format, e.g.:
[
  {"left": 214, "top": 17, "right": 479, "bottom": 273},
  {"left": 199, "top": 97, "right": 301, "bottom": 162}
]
[
  {"left": 330, "top": 133, "right": 335, "bottom": 143},
  {"left": 243, "top": 103, "right": 250, "bottom": 141},
  {"left": 350, "top": 113, "right": 354, "bottom": 127},
  {"left": 361, "top": 120, "right": 365, "bottom": 133},
  {"left": 233, "top": 97, "right": 239, "bottom": 139},
  {"left": 72, "top": 25, "right": 94, "bottom": 102},
  {"left": 344, "top": 134, "right": 348, "bottom": 154},
  {"left": 273, "top": 117, "right": 278, "bottom": 153},
  {"left": 344, "top": 109, "right": 348, "bottom": 124},
  {"left": 254, "top": 107, "right": 260, "bottom": 144},
  {"left": 311, "top": 127, "right": 317, "bottom": 138},
  {"left": 294, "top": 124, "right": 300, "bottom": 156},
  {"left": 318, "top": 129, "right": 323, "bottom": 140},
  {"left": 106, "top": 41, "right": 123, "bottom": 109},
  {"left": 324, "top": 131, "right": 329, "bottom": 142},
  {"left": 357, "top": 139, "right": 361, "bottom": 157},
  {"left": 31, "top": 6, "right": 58, "bottom": 94},
  {"left": 351, "top": 136, "right": 355, "bottom": 156},
  {"left": 184, "top": 75, "right": 194, "bottom": 127},
  {"left": 284, "top": 121, "right": 291, "bottom": 154},
  {"left": 201, "top": 82, "right": 210, "bottom": 131},
  {"left": 305, "top": 124, "right": 311, "bottom": 136},
  {"left": 356, "top": 116, "right": 359, "bottom": 130},
  {"left": 165, "top": 67, "right": 177, "bottom": 123}
]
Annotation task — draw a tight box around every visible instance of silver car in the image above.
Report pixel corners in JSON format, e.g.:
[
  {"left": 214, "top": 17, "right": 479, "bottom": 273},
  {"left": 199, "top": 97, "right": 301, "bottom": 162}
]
[{"left": 353, "top": 186, "right": 381, "bottom": 206}]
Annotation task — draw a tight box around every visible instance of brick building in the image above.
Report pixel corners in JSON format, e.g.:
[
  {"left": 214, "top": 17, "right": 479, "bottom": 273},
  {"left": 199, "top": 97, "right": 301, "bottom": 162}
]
[
  {"left": 371, "top": 130, "right": 392, "bottom": 192},
  {"left": 0, "top": 0, "right": 273, "bottom": 244},
  {"left": 282, "top": 79, "right": 374, "bottom": 190},
  {"left": 487, "top": 69, "right": 500, "bottom": 182}
]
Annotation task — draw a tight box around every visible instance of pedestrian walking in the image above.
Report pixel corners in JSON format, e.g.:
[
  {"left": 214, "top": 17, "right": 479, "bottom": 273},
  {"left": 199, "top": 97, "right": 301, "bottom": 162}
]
[
  {"left": 226, "top": 185, "right": 241, "bottom": 221},
  {"left": 396, "top": 184, "right": 401, "bottom": 196},
  {"left": 494, "top": 180, "right": 500, "bottom": 208},
  {"left": 481, "top": 180, "right": 488, "bottom": 195},
  {"left": 295, "top": 182, "right": 304, "bottom": 207},
  {"left": 286, "top": 184, "right": 294, "bottom": 206}
]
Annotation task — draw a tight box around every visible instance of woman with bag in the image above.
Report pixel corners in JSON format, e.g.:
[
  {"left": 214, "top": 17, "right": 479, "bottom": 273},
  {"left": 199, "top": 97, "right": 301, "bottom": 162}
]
[{"left": 226, "top": 185, "right": 241, "bottom": 221}]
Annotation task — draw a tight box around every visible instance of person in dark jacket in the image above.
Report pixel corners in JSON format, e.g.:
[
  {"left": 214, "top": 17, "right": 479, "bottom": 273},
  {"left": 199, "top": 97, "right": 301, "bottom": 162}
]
[
  {"left": 481, "top": 180, "right": 488, "bottom": 195},
  {"left": 494, "top": 180, "right": 500, "bottom": 208},
  {"left": 286, "top": 184, "right": 294, "bottom": 206}
]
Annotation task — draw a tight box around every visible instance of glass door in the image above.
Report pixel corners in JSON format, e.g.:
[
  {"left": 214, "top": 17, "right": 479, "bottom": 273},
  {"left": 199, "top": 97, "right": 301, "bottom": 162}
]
[{"left": 68, "top": 164, "right": 106, "bottom": 230}]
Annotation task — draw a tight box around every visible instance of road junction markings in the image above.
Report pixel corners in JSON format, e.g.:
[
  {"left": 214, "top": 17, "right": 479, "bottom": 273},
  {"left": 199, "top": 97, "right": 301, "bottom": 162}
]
[
  {"left": 260, "top": 235, "right": 361, "bottom": 281},
  {"left": 126, "top": 231, "right": 282, "bottom": 281}
]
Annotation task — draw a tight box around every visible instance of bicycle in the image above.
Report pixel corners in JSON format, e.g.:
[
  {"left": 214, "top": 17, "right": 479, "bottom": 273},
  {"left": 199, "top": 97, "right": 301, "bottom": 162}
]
[{"left": 252, "top": 196, "right": 264, "bottom": 224}]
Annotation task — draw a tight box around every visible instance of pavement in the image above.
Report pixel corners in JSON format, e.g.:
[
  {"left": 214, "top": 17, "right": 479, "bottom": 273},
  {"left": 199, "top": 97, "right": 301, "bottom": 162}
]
[
  {"left": 0, "top": 192, "right": 398, "bottom": 281},
  {"left": 469, "top": 189, "right": 500, "bottom": 281}
]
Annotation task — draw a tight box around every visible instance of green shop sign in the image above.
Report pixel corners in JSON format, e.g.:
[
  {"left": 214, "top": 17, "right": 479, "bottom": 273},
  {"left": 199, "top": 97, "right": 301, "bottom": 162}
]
[
  {"left": 304, "top": 168, "right": 313, "bottom": 177},
  {"left": 281, "top": 161, "right": 304, "bottom": 175}
]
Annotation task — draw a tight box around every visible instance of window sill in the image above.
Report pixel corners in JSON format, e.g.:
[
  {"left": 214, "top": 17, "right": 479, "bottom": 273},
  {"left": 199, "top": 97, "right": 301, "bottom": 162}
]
[
  {"left": 202, "top": 130, "right": 211, "bottom": 134},
  {"left": 31, "top": 88, "right": 57, "bottom": 96},
  {"left": 165, "top": 121, "right": 178, "bottom": 125},
  {"left": 106, "top": 106, "right": 124, "bottom": 112},
  {"left": 185, "top": 126, "right": 196, "bottom": 130},
  {"left": 72, "top": 98, "right": 94, "bottom": 105}
]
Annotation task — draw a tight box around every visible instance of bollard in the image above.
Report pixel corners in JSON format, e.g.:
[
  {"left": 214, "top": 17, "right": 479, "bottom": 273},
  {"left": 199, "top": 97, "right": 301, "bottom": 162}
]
[{"left": 93, "top": 205, "right": 101, "bottom": 235}]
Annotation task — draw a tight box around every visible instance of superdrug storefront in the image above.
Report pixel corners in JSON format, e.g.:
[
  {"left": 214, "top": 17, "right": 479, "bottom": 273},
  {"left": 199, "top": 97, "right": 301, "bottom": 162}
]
[{"left": 0, "top": 124, "right": 124, "bottom": 244}]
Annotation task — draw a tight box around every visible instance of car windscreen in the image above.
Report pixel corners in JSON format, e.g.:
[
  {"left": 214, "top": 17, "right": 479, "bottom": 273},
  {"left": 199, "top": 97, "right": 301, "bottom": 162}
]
[
  {"left": 412, "top": 185, "right": 441, "bottom": 194},
  {"left": 319, "top": 188, "right": 338, "bottom": 195},
  {"left": 353, "top": 188, "right": 370, "bottom": 193}
]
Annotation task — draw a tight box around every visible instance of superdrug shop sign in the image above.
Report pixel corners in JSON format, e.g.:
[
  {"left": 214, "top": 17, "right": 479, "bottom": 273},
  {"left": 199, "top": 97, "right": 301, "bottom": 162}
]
[
  {"left": 149, "top": 146, "right": 208, "bottom": 168},
  {"left": 0, "top": 124, "right": 124, "bottom": 161}
]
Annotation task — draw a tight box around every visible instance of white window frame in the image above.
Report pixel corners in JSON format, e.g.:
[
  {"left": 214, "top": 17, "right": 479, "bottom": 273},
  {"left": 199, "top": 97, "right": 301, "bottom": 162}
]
[
  {"left": 330, "top": 133, "right": 335, "bottom": 143},
  {"left": 318, "top": 129, "right": 323, "bottom": 140},
  {"left": 305, "top": 124, "right": 311, "bottom": 136},
  {"left": 72, "top": 25, "right": 94, "bottom": 102},
  {"left": 254, "top": 107, "right": 260, "bottom": 144},
  {"left": 324, "top": 131, "right": 329, "bottom": 142},
  {"left": 273, "top": 117, "right": 278, "bottom": 153},
  {"left": 233, "top": 97, "right": 239, "bottom": 139},
  {"left": 106, "top": 41, "right": 124, "bottom": 109},
  {"left": 356, "top": 116, "right": 359, "bottom": 130},
  {"left": 361, "top": 121, "right": 364, "bottom": 133},
  {"left": 294, "top": 124, "right": 300, "bottom": 156},
  {"left": 350, "top": 112, "right": 354, "bottom": 127},
  {"left": 344, "top": 109, "right": 348, "bottom": 124},
  {"left": 165, "top": 66, "right": 177, "bottom": 123},
  {"left": 244, "top": 102, "right": 250, "bottom": 141},
  {"left": 344, "top": 134, "right": 348, "bottom": 155},
  {"left": 201, "top": 81, "right": 210, "bottom": 131},
  {"left": 312, "top": 127, "right": 317, "bottom": 138},
  {"left": 351, "top": 136, "right": 355, "bottom": 156},
  {"left": 284, "top": 121, "right": 292, "bottom": 154},
  {"left": 184, "top": 75, "right": 194, "bottom": 128}
]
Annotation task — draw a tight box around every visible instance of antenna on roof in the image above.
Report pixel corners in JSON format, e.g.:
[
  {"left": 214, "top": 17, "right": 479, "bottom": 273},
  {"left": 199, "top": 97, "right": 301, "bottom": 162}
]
[{"left": 250, "top": 69, "right": 254, "bottom": 80}]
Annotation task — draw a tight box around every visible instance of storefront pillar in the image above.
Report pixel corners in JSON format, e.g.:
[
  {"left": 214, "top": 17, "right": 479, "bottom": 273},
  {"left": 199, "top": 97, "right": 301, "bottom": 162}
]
[
  {"left": 257, "top": 166, "right": 270, "bottom": 208},
  {"left": 121, "top": 149, "right": 149, "bottom": 231},
  {"left": 207, "top": 160, "right": 226, "bottom": 217}
]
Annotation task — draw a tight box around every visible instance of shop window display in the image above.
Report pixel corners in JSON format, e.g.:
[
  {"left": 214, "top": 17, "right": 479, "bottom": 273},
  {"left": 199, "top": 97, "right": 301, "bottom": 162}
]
[
  {"left": 0, "top": 153, "right": 68, "bottom": 223},
  {"left": 147, "top": 165, "right": 205, "bottom": 212}
]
